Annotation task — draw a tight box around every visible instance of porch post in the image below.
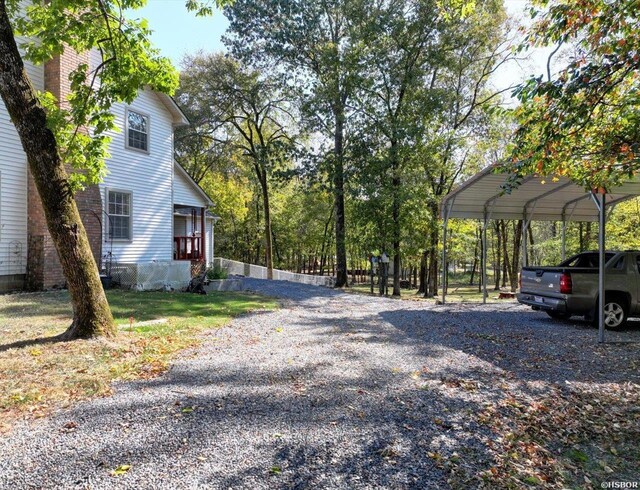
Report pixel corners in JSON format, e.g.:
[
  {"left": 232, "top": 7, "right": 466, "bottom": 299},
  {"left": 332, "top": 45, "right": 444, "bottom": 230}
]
[{"left": 201, "top": 207, "right": 206, "bottom": 264}]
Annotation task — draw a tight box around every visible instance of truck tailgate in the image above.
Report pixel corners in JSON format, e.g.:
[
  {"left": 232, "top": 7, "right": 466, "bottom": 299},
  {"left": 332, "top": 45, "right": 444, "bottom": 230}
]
[{"left": 520, "top": 267, "right": 564, "bottom": 297}]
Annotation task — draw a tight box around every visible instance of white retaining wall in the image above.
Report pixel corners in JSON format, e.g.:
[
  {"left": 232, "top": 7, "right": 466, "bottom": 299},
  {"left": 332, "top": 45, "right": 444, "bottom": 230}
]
[{"left": 215, "top": 258, "right": 335, "bottom": 288}]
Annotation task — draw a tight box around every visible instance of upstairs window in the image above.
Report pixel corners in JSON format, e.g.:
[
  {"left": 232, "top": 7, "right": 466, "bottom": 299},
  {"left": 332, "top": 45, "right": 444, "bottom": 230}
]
[
  {"left": 107, "top": 190, "right": 132, "bottom": 241},
  {"left": 126, "top": 109, "right": 149, "bottom": 152}
]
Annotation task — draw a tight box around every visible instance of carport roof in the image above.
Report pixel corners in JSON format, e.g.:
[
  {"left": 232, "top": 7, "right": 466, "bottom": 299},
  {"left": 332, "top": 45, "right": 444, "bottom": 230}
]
[{"left": 441, "top": 164, "right": 640, "bottom": 222}]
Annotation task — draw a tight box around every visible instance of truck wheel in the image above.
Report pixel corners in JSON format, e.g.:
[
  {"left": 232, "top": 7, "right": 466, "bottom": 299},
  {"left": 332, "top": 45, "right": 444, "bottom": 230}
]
[
  {"left": 592, "top": 295, "right": 629, "bottom": 330},
  {"left": 546, "top": 311, "right": 571, "bottom": 321}
]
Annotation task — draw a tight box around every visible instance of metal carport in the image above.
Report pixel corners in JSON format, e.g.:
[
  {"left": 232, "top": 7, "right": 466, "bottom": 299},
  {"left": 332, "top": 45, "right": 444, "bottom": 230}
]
[{"left": 440, "top": 164, "right": 640, "bottom": 343}]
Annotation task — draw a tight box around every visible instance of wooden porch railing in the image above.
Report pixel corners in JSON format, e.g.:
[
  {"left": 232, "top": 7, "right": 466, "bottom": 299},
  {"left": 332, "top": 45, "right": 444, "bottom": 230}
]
[{"left": 174, "top": 236, "right": 203, "bottom": 261}]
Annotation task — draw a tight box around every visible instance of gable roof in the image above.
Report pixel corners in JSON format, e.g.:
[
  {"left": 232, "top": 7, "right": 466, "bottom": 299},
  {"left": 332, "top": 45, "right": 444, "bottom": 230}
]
[
  {"left": 155, "top": 92, "right": 189, "bottom": 127},
  {"left": 173, "top": 160, "right": 214, "bottom": 206}
]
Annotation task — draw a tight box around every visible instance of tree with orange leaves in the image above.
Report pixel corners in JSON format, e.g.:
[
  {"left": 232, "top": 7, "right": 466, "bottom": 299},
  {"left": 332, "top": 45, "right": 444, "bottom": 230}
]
[{"left": 505, "top": 0, "right": 640, "bottom": 191}]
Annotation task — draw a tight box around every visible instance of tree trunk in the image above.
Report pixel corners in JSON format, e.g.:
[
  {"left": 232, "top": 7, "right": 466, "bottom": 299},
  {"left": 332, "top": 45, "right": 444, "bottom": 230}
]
[
  {"left": 391, "top": 146, "right": 401, "bottom": 297},
  {"left": 272, "top": 226, "right": 281, "bottom": 266},
  {"left": 470, "top": 232, "right": 479, "bottom": 285},
  {"left": 0, "top": 4, "right": 114, "bottom": 339},
  {"left": 418, "top": 250, "right": 427, "bottom": 294},
  {"left": 333, "top": 104, "right": 348, "bottom": 287},
  {"left": 425, "top": 202, "right": 439, "bottom": 298},
  {"left": 493, "top": 221, "right": 501, "bottom": 290},
  {"left": 478, "top": 225, "right": 483, "bottom": 293},
  {"left": 527, "top": 222, "right": 535, "bottom": 265},
  {"left": 254, "top": 197, "right": 261, "bottom": 265},
  {"left": 501, "top": 220, "right": 509, "bottom": 288},
  {"left": 351, "top": 249, "right": 357, "bottom": 284},
  {"left": 256, "top": 167, "right": 273, "bottom": 279},
  {"left": 319, "top": 206, "right": 333, "bottom": 277}
]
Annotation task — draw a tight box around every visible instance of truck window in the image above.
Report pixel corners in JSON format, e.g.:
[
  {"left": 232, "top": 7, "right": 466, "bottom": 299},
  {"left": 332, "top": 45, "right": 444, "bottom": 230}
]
[
  {"left": 611, "top": 256, "right": 625, "bottom": 270},
  {"left": 560, "top": 252, "right": 615, "bottom": 267},
  {"left": 562, "top": 255, "right": 594, "bottom": 267}
]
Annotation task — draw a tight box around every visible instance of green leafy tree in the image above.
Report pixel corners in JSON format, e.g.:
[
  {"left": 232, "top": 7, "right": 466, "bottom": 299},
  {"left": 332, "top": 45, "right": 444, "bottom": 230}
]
[
  {"left": 507, "top": 0, "right": 640, "bottom": 191},
  {"left": 353, "top": 0, "right": 443, "bottom": 296},
  {"left": 419, "top": 0, "right": 510, "bottom": 296},
  {"left": 177, "top": 53, "right": 296, "bottom": 279},
  {"left": 224, "top": 0, "right": 368, "bottom": 287},
  {"left": 198, "top": 165, "right": 257, "bottom": 260}
]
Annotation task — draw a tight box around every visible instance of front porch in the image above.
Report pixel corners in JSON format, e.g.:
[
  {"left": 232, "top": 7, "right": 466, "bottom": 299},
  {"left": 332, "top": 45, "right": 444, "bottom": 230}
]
[{"left": 173, "top": 205, "right": 206, "bottom": 263}]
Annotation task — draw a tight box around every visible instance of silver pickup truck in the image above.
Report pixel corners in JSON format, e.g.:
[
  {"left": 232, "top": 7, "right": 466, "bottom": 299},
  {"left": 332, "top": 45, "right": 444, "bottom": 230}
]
[{"left": 517, "top": 251, "right": 640, "bottom": 330}]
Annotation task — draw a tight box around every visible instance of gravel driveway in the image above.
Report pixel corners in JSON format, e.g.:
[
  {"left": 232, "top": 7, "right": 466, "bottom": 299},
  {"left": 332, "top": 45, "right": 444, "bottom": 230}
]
[{"left": 1, "top": 279, "right": 638, "bottom": 489}]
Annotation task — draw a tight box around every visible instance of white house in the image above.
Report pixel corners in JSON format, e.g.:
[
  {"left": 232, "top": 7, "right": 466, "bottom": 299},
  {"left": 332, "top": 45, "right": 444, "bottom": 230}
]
[{"left": 0, "top": 42, "right": 215, "bottom": 292}]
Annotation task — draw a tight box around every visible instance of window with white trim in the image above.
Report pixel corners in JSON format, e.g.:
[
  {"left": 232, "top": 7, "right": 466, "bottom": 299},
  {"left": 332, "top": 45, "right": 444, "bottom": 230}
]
[
  {"left": 107, "top": 190, "right": 132, "bottom": 240},
  {"left": 126, "top": 109, "right": 149, "bottom": 152}
]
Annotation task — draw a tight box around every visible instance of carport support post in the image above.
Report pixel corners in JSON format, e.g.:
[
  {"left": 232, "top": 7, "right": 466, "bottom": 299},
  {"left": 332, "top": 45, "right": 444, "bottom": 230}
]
[
  {"left": 522, "top": 218, "right": 528, "bottom": 268},
  {"left": 596, "top": 192, "right": 606, "bottom": 344},
  {"left": 482, "top": 213, "right": 488, "bottom": 304},
  {"left": 561, "top": 214, "right": 567, "bottom": 262}
]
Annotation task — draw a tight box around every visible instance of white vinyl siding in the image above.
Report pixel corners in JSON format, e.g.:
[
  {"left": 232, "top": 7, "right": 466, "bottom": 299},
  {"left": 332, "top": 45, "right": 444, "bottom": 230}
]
[
  {"left": 99, "top": 89, "right": 174, "bottom": 263},
  {"left": 0, "top": 38, "right": 43, "bottom": 276},
  {"left": 1, "top": 31, "right": 186, "bottom": 276},
  {"left": 174, "top": 167, "right": 208, "bottom": 208}
]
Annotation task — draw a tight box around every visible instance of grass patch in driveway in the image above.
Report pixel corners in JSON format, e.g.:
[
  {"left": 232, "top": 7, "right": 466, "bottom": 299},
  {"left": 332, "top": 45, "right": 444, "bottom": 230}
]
[
  {"left": 0, "top": 290, "right": 277, "bottom": 431},
  {"left": 347, "top": 283, "right": 513, "bottom": 303}
]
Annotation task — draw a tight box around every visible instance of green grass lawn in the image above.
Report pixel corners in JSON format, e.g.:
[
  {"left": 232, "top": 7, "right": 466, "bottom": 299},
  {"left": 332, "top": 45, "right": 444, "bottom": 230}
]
[
  {"left": 0, "top": 290, "right": 277, "bottom": 431},
  {"left": 348, "top": 282, "right": 515, "bottom": 303}
]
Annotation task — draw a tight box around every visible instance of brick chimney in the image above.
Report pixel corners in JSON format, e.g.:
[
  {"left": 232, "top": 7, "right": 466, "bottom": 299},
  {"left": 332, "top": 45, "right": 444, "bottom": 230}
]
[{"left": 26, "top": 48, "right": 103, "bottom": 290}]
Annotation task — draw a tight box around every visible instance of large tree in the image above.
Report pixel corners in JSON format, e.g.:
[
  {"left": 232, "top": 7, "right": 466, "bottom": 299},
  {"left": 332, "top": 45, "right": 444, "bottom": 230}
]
[
  {"left": 224, "top": 0, "right": 366, "bottom": 287},
  {"left": 354, "top": 0, "right": 442, "bottom": 296},
  {"left": 0, "top": 0, "right": 222, "bottom": 339},
  {"left": 177, "top": 53, "right": 296, "bottom": 279},
  {"left": 418, "top": 0, "right": 512, "bottom": 297}
]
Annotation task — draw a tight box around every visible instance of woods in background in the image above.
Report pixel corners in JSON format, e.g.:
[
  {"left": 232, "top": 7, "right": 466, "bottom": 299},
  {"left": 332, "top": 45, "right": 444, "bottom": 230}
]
[{"left": 175, "top": 0, "right": 640, "bottom": 296}]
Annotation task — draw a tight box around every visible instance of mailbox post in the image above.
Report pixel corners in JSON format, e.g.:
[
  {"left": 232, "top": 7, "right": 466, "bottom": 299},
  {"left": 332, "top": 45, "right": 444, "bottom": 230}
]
[
  {"left": 369, "top": 255, "right": 377, "bottom": 294},
  {"left": 381, "top": 252, "right": 390, "bottom": 296}
]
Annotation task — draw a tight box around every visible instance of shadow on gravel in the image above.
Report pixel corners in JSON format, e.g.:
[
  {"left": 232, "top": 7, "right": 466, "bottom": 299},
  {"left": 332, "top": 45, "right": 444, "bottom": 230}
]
[
  {"left": 14, "top": 360, "right": 491, "bottom": 488},
  {"left": 290, "top": 308, "right": 640, "bottom": 386},
  {"left": 243, "top": 278, "right": 640, "bottom": 386},
  {"left": 241, "top": 278, "right": 346, "bottom": 303},
  {"left": 349, "top": 309, "right": 639, "bottom": 385},
  {"left": 6, "top": 280, "right": 639, "bottom": 489}
]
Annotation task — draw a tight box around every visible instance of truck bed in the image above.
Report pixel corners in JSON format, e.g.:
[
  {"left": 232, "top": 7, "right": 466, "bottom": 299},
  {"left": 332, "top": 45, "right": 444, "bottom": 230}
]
[{"left": 518, "top": 251, "right": 633, "bottom": 318}]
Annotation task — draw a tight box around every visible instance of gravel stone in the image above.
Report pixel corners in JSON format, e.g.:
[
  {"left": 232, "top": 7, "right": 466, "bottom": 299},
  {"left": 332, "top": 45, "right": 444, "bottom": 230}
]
[{"left": 1, "top": 278, "right": 638, "bottom": 489}]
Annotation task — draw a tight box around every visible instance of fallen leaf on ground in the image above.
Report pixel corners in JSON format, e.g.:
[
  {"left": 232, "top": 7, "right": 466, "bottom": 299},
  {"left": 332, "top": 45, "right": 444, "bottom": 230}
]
[{"left": 111, "top": 464, "right": 131, "bottom": 476}]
